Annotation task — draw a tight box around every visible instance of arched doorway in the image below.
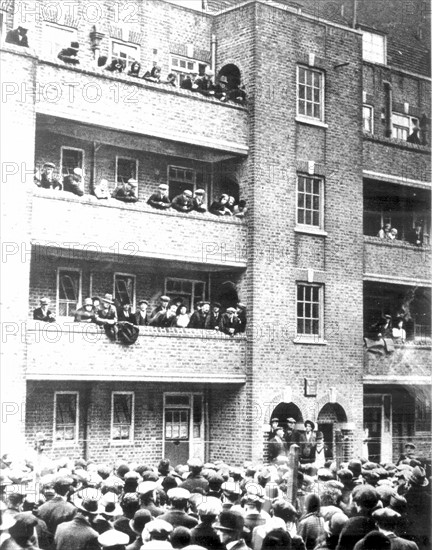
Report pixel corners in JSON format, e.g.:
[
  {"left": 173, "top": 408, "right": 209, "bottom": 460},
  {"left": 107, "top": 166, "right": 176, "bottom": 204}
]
[
  {"left": 218, "top": 63, "right": 241, "bottom": 89},
  {"left": 317, "top": 403, "right": 347, "bottom": 454},
  {"left": 270, "top": 402, "right": 303, "bottom": 431}
]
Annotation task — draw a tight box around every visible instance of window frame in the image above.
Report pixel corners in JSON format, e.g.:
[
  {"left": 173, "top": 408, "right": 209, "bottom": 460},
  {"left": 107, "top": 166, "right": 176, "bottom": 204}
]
[
  {"left": 42, "top": 21, "right": 77, "bottom": 58},
  {"left": 363, "top": 104, "right": 374, "bottom": 134},
  {"left": 57, "top": 267, "right": 82, "bottom": 319},
  {"left": 113, "top": 272, "right": 136, "bottom": 309},
  {"left": 165, "top": 277, "right": 206, "bottom": 312},
  {"left": 53, "top": 391, "right": 79, "bottom": 445},
  {"left": 111, "top": 391, "right": 135, "bottom": 444},
  {"left": 391, "top": 113, "right": 419, "bottom": 141},
  {"left": 60, "top": 146, "right": 84, "bottom": 179},
  {"left": 110, "top": 39, "right": 140, "bottom": 71},
  {"left": 295, "top": 283, "right": 325, "bottom": 342},
  {"left": 169, "top": 54, "right": 208, "bottom": 85},
  {"left": 115, "top": 155, "right": 139, "bottom": 186},
  {"left": 296, "top": 174, "right": 325, "bottom": 231},
  {"left": 361, "top": 30, "right": 387, "bottom": 65},
  {"left": 296, "top": 65, "right": 325, "bottom": 123},
  {"left": 167, "top": 165, "right": 197, "bottom": 199}
]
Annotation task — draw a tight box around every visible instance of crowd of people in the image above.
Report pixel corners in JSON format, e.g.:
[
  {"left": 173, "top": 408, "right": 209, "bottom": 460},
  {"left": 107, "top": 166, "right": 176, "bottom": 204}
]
[
  {"left": 0, "top": 431, "right": 430, "bottom": 550},
  {"left": 34, "top": 164, "right": 248, "bottom": 218},
  {"left": 376, "top": 222, "right": 425, "bottom": 246},
  {"left": 33, "top": 294, "right": 247, "bottom": 338}
]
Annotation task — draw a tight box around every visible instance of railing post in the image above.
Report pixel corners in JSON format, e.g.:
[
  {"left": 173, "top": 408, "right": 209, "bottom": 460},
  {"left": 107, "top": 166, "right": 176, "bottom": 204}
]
[{"left": 285, "top": 444, "right": 300, "bottom": 504}]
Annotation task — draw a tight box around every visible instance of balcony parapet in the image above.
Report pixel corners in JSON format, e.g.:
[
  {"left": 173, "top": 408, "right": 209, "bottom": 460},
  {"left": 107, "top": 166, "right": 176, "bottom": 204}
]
[
  {"left": 363, "top": 236, "right": 431, "bottom": 285},
  {"left": 31, "top": 189, "right": 248, "bottom": 268},
  {"left": 25, "top": 321, "right": 247, "bottom": 383},
  {"left": 363, "top": 132, "right": 430, "bottom": 154},
  {"left": 364, "top": 343, "right": 431, "bottom": 380}
]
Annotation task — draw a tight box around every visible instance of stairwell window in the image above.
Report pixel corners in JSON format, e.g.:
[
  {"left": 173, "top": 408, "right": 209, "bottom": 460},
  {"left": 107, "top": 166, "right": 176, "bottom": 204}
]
[
  {"left": 54, "top": 392, "right": 79, "bottom": 443},
  {"left": 111, "top": 392, "right": 134, "bottom": 442},
  {"left": 392, "top": 113, "right": 419, "bottom": 141},
  {"left": 363, "top": 105, "right": 374, "bottom": 133},
  {"left": 361, "top": 30, "right": 386, "bottom": 64},
  {"left": 297, "top": 175, "right": 324, "bottom": 230},
  {"left": 57, "top": 268, "right": 81, "bottom": 318},
  {"left": 296, "top": 283, "right": 324, "bottom": 340},
  {"left": 297, "top": 66, "right": 324, "bottom": 122}
]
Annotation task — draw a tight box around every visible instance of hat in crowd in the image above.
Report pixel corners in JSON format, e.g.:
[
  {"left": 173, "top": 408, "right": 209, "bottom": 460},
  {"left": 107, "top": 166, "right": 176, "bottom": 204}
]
[
  {"left": 127, "top": 178, "right": 138, "bottom": 187},
  {"left": 146, "top": 519, "right": 173, "bottom": 536},
  {"left": 212, "top": 302, "right": 221, "bottom": 309},
  {"left": 326, "top": 512, "right": 348, "bottom": 537},
  {"left": 35, "top": 431, "right": 47, "bottom": 442},
  {"left": 219, "top": 75, "right": 228, "bottom": 84},
  {"left": 100, "top": 492, "right": 123, "bottom": 517},
  {"left": 137, "top": 480, "right": 157, "bottom": 495},
  {"left": 221, "top": 481, "right": 242, "bottom": 496},
  {"left": 72, "top": 488, "right": 102, "bottom": 515},
  {"left": 316, "top": 431, "right": 324, "bottom": 441},
  {"left": 214, "top": 510, "right": 248, "bottom": 534},
  {"left": 405, "top": 466, "right": 429, "bottom": 487},
  {"left": 43, "top": 162, "right": 56, "bottom": 169},
  {"left": 130, "top": 509, "right": 152, "bottom": 535},
  {"left": 204, "top": 67, "right": 214, "bottom": 77},
  {"left": 158, "top": 184, "right": 169, "bottom": 191},
  {"left": 183, "top": 189, "right": 193, "bottom": 197},
  {"left": 195, "top": 188, "right": 205, "bottom": 195},
  {"left": 73, "top": 167, "right": 83, "bottom": 176},
  {"left": 304, "top": 420, "right": 315, "bottom": 430},
  {"left": 271, "top": 417, "right": 279, "bottom": 423},
  {"left": 98, "top": 529, "right": 129, "bottom": 548},
  {"left": 160, "top": 295, "right": 170, "bottom": 302},
  {"left": 83, "top": 298, "right": 93, "bottom": 306},
  {"left": 272, "top": 499, "right": 299, "bottom": 522},
  {"left": 389, "top": 493, "right": 407, "bottom": 514},
  {"left": 70, "top": 41, "right": 80, "bottom": 50},
  {"left": 361, "top": 531, "right": 391, "bottom": 550},
  {"left": 226, "top": 307, "right": 236, "bottom": 314},
  {"left": 372, "top": 507, "right": 401, "bottom": 526},
  {"left": 317, "top": 468, "right": 333, "bottom": 481},
  {"left": 352, "top": 485, "right": 379, "bottom": 509},
  {"left": 286, "top": 417, "right": 296, "bottom": 424},
  {"left": 39, "top": 297, "right": 50, "bottom": 305},
  {"left": 188, "top": 458, "right": 203, "bottom": 470},
  {"left": 167, "top": 487, "right": 190, "bottom": 501},
  {"left": 138, "top": 300, "right": 149, "bottom": 306},
  {"left": 198, "top": 496, "right": 222, "bottom": 516},
  {"left": 102, "top": 293, "right": 115, "bottom": 304},
  {"left": 348, "top": 459, "right": 362, "bottom": 478},
  {"left": 404, "top": 442, "right": 416, "bottom": 450}
]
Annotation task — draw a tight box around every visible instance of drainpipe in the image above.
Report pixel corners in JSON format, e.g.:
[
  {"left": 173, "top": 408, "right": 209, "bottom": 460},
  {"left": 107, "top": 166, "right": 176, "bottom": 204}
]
[
  {"left": 211, "top": 34, "right": 217, "bottom": 74},
  {"left": 383, "top": 81, "right": 393, "bottom": 138},
  {"left": 352, "top": 0, "right": 358, "bottom": 28}
]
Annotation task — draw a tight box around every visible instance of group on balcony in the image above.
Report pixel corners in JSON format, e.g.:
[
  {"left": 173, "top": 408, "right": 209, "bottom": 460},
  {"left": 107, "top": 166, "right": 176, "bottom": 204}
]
[
  {"left": 33, "top": 294, "right": 247, "bottom": 339},
  {"left": 377, "top": 221, "right": 424, "bottom": 246}
]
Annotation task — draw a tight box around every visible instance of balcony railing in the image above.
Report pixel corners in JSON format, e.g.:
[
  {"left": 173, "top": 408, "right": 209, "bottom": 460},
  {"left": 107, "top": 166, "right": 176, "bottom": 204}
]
[
  {"left": 25, "top": 321, "right": 247, "bottom": 383},
  {"left": 363, "top": 236, "right": 431, "bottom": 284},
  {"left": 31, "top": 189, "right": 247, "bottom": 267}
]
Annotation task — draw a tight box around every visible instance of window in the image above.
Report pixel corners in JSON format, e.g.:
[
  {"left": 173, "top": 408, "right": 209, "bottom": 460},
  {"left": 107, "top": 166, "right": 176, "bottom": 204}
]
[
  {"left": 363, "top": 105, "right": 374, "bottom": 133},
  {"left": 165, "top": 278, "right": 205, "bottom": 312},
  {"left": 57, "top": 269, "right": 81, "bottom": 317},
  {"left": 42, "top": 22, "right": 77, "bottom": 58},
  {"left": 391, "top": 113, "right": 419, "bottom": 141},
  {"left": 296, "top": 283, "right": 323, "bottom": 338},
  {"left": 170, "top": 55, "right": 208, "bottom": 85},
  {"left": 61, "top": 147, "right": 84, "bottom": 178},
  {"left": 111, "top": 392, "right": 134, "bottom": 441},
  {"left": 168, "top": 165, "right": 196, "bottom": 200},
  {"left": 116, "top": 157, "right": 138, "bottom": 185},
  {"left": 415, "top": 395, "right": 431, "bottom": 432},
  {"left": 297, "top": 66, "right": 324, "bottom": 121},
  {"left": 111, "top": 40, "right": 139, "bottom": 70},
  {"left": 114, "top": 273, "right": 136, "bottom": 307},
  {"left": 297, "top": 175, "right": 324, "bottom": 229},
  {"left": 362, "top": 31, "right": 386, "bottom": 64},
  {"left": 54, "top": 392, "right": 78, "bottom": 443}
]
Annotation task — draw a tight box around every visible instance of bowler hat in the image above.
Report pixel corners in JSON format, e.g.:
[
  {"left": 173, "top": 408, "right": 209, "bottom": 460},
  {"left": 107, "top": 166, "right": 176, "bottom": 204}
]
[
  {"left": 129, "top": 509, "right": 152, "bottom": 534},
  {"left": 405, "top": 466, "right": 428, "bottom": 487},
  {"left": 214, "top": 510, "right": 247, "bottom": 533}
]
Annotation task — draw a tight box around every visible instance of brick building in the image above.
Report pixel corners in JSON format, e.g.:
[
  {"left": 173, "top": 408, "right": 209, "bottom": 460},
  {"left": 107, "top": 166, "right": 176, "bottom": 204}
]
[{"left": 1, "top": 0, "right": 430, "bottom": 466}]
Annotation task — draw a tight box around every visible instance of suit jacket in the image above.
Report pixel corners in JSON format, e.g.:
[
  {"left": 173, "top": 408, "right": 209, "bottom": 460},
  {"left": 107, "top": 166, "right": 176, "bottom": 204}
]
[
  {"left": 171, "top": 194, "right": 194, "bottom": 212},
  {"left": 309, "top": 444, "right": 333, "bottom": 462},
  {"left": 285, "top": 429, "right": 301, "bottom": 448},
  {"left": 268, "top": 436, "right": 287, "bottom": 460},
  {"left": 159, "top": 509, "right": 198, "bottom": 529},
  {"left": 189, "top": 310, "right": 208, "bottom": 329},
  {"left": 353, "top": 534, "right": 419, "bottom": 550},
  {"left": 190, "top": 522, "right": 224, "bottom": 550},
  {"left": 408, "top": 228, "right": 424, "bottom": 246},
  {"left": 336, "top": 516, "right": 376, "bottom": 550},
  {"left": 37, "top": 496, "right": 77, "bottom": 535},
  {"left": 299, "top": 433, "right": 317, "bottom": 462},
  {"left": 33, "top": 307, "right": 56, "bottom": 322},
  {"left": 117, "top": 310, "right": 137, "bottom": 324},
  {"left": 147, "top": 192, "right": 171, "bottom": 209},
  {"left": 54, "top": 514, "right": 99, "bottom": 550},
  {"left": 219, "top": 313, "right": 241, "bottom": 335},
  {"left": 135, "top": 310, "right": 149, "bottom": 326},
  {"left": 5, "top": 29, "right": 29, "bottom": 47},
  {"left": 39, "top": 173, "right": 62, "bottom": 190},
  {"left": 149, "top": 305, "right": 168, "bottom": 326},
  {"left": 226, "top": 539, "right": 252, "bottom": 550}
]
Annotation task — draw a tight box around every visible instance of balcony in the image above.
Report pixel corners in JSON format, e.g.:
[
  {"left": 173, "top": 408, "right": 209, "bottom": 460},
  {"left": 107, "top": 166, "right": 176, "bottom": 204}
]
[
  {"left": 31, "top": 189, "right": 247, "bottom": 268},
  {"left": 35, "top": 61, "right": 248, "bottom": 155},
  {"left": 25, "top": 321, "right": 247, "bottom": 384},
  {"left": 364, "top": 236, "right": 431, "bottom": 284},
  {"left": 363, "top": 344, "right": 431, "bottom": 383}
]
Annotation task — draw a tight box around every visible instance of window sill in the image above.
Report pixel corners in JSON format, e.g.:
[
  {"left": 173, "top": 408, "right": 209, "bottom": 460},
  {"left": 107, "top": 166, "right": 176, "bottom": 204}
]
[
  {"left": 293, "top": 337, "right": 328, "bottom": 345},
  {"left": 295, "top": 226, "right": 328, "bottom": 237},
  {"left": 295, "top": 116, "right": 328, "bottom": 129}
]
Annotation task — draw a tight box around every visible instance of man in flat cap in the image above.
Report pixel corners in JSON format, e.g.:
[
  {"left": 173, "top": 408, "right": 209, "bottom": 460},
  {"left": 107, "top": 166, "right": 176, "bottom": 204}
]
[
  {"left": 220, "top": 307, "right": 241, "bottom": 336},
  {"left": 33, "top": 297, "right": 56, "bottom": 323},
  {"left": 135, "top": 300, "right": 150, "bottom": 326},
  {"left": 214, "top": 510, "right": 250, "bottom": 550},
  {"left": 55, "top": 490, "right": 100, "bottom": 550},
  {"left": 396, "top": 443, "right": 418, "bottom": 466},
  {"left": 147, "top": 184, "right": 172, "bottom": 209},
  {"left": 190, "top": 497, "right": 223, "bottom": 550},
  {"left": 171, "top": 189, "right": 194, "bottom": 213},
  {"left": 63, "top": 167, "right": 84, "bottom": 196},
  {"left": 149, "top": 295, "right": 171, "bottom": 327},
  {"left": 35, "top": 162, "right": 62, "bottom": 190},
  {"left": 180, "top": 458, "right": 209, "bottom": 493},
  {"left": 189, "top": 302, "right": 210, "bottom": 329},
  {"left": 159, "top": 488, "right": 198, "bottom": 529},
  {"left": 285, "top": 418, "right": 301, "bottom": 449},
  {"left": 370, "top": 508, "right": 418, "bottom": 550},
  {"left": 193, "top": 189, "right": 208, "bottom": 213},
  {"left": 112, "top": 178, "right": 139, "bottom": 203}
]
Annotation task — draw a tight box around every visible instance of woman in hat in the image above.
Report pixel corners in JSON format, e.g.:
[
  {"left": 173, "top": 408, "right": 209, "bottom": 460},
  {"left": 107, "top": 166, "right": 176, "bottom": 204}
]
[
  {"left": 173, "top": 304, "right": 190, "bottom": 328},
  {"left": 74, "top": 298, "right": 96, "bottom": 323}
]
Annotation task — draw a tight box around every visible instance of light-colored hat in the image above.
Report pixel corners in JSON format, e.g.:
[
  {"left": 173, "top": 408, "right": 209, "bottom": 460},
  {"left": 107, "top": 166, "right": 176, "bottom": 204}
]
[
  {"left": 205, "top": 67, "right": 214, "bottom": 77},
  {"left": 83, "top": 298, "right": 93, "bottom": 306},
  {"left": 98, "top": 529, "right": 129, "bottom": 547},
  {"left": 128, "top": 178, "right": 138, "bottom": 187},
  {"left": 102, "top": 293, "right": 114, "bottom": 304},
  {"left": 137, "top": 480, "right": 157, "bottom": 494},
  {"left": 146, "top": 519, "right": 173, "bottom": 536},
  {"left": 159, "top": 184, "right": 168, "bottom": 191},
  {"left": 39, "top": 297, "right": 50, "bottom": 305},
  {"left": 183, "top": 189, "right": 193, "bottom": 197},
  {"left": 73, "top": 167, "right": 83, "bottom": 177},
  {"left": 195, "top": 189, "right": 205, "bottom": 195},
  {"left": 219, "top": 75, "right": 228, "bottom": 84},
  {"left": 160, "top": 295, "right": 170, "bottom": 302},
  {"left": 167, "top": 487, "right": 191, "bottom": 501},
  {"left": 43, "top": 162, "right": 56, "bottom": 169}
]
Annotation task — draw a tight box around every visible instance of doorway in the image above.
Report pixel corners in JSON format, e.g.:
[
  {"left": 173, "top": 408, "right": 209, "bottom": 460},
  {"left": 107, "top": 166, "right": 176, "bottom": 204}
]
[{"left": 364, "top": 394, "right": 392, "bottom": 463}]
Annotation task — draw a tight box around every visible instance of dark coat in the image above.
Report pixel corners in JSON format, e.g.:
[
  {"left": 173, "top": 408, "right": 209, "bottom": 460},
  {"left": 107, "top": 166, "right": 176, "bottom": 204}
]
[
  {"left": 117, "top": 309, "right": 137, "bottom": 324},
  {"left": 268, "top": 436, "right": 287, "bottom": 460},
  {"left": 112, "top": 186, "right": 138, "bottom": 203},
  {"left": 74, "top": 306, "right": 96, "bottom": 323},
  {"left": 135, "top": 311, "right": 149, "bottom": 326},
  {"left": 54, "top": 514, "right": 99, "bottom": 550},
  {"left": 285, "top": 429, "right": 301, "bottom": 448},
  {"left": 147, "top": 192, "right": 171, "bottom": 209},
  {"left": 310, "top": 444, "right": 333, "bottom": 462},
  {"left": 6, "top": 29, "right": 29, "bottom": 47},
  {"left": 33, "top": 307, "right": 56, "bottom": 323},
  {"left": 336, "top": 516, "right": 376, "bottom": 550},
  {"left": 38, "top": 173, "right": 62, "bottom": 190},
  {"left": 299, "top": 432, "right": 317, "bottom": 462},
  {"left": 140, "top": 501, "right": 164, "bottom": 518},
  {"left": 159, "top": 509, "right": 198, "bottom": 529},
  {"left": 189, "top": 310, "right": 208, "bottom": 329},
  {"left": 180, "top": 474, "right": 209, "bottom": 493},
  {"left": 408, "top": 228, "right": 424, "bottom": 246},
  {"left": 297, "top": 512, "right": 326, "bottom": 550},
  {"left": 58, "top": 48, "right": 80, "bottom": 65},
  {"left": 63, "top": 175, "right": 84, "bottom": 196},
  {"left": 190, "top": 523, "right": 224, "bottom": 550},
  {"left": 206, "top": 311, "right": 221, "bottom": 330},
  {"left": 353, "top": 533, "right": 419, "bottom": 550},
  {"left": 37, "top": 496, "right": 77, "bottom": 535},
  {"left": 171, "top": 194, "right": 194, "bottom": 212},
  {"left": 219, "top": 313, "right": 241, "bottom": 335}
]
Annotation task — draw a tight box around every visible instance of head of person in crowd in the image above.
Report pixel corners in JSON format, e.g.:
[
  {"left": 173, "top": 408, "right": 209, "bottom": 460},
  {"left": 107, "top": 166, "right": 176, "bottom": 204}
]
[
  {"left": 158, "top": 458, "right": 171, "bottom": 476},
  {"left": 372, "top": 508, "right": 401, "bottom": 533},
  {"left": 228, "top": 196, "right": 236, "bottom": 208},
  {"left": 214, "top": 510, "right": 247, "bottom": 546},
  {"left": 197, "top": 495, "right": 222, "bottom": 524},
  {"left": 226, "top": 307, "right": 237, "bottom": 319},
  {"left": 159, "top": 295, "right": 171, "bottom": 309},
  {"left": 304, "top": 492, "right": 321, "bottom": 515},
  {"left": 187, "top": 458, "right": 204, "bottom": 476},
  {"left": 82, "top": 297, "right": 94, "bottom": 312},
  {"left": 390, "top": 228, "right": 398, "bottom": 240},
  {"left": 270, "top": 417, "right": 279, "bottom": 431},
  {"left": 34, "top": 430, "right": 48, "bottom": 452},
  {"left": 404, "top": 442, "right": 416, "bottom": 458},
  {"left": 92, "top": 296, "right": 101, "bottom": 310},
  {"left": 272, "top": 499, "right": 299, "bottom": 529},
  {"left": 158, "top": 183, "right": 169, "bottom": 197},
  {"left": 170, "top": 526, "right": 192, "bottom": 549},
  {"left": 286, "top": 418, "right": 296, "bottom": 433},
  {"left": 351, "top": 485, "right": 379, "bottom": 515},
  {"left": 168, "top": 487, "right": 191, "bottom": 511},
  {"left": 42, "top": 161, "right": 56, "bottom": 179},
  {"left": 404, "top": 465, "right": 429, "bottom": 488},
  {"left": 221, "top": 481, "right": 242, "bottom": 505},
  {"left": 138, "top": 299, "right": 149, "bottom": 312},
  {"left": 138, "top": 480, "right": 158, "bottom": 504},
  {"left": 348, "top": 459, "right": 363, "bottom": 480},
  {"left": 382, "top": 223, "right": 391, "bottom": 235},
  {"left": 304, "top": 420, "right": 314, "bottom": 433},
  {"left": 220, "top": 194, "right": 229, "bottom": 205},
  {"left": 201, "top": 302, "right": 210, "bottom": 315},
  {"left": 177, "top": 304, "right": 188, "bottom": 316},
  {"left": 120, "top": 491, "right": 140, "bottom": 519},
  {"left": 6, "top": 513, "right": 38, "bottom": 548},
  {"left": 129, "top": 61, "right": 141, "bottom": 77},
  {"left": 204, "top": 67, "right": 214, "bottom": 82},
  {"left": 98, "top": 528, "right": 129, "bottom": 549},
  {"left": 146, "top": 519, "right": 173, "bottom": 541},
  {"left": 315, "top": 431, "right": 325, "bottom": 450},
  {"left": 261, "top": 528, "right": 292, "bottom": 550}
]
